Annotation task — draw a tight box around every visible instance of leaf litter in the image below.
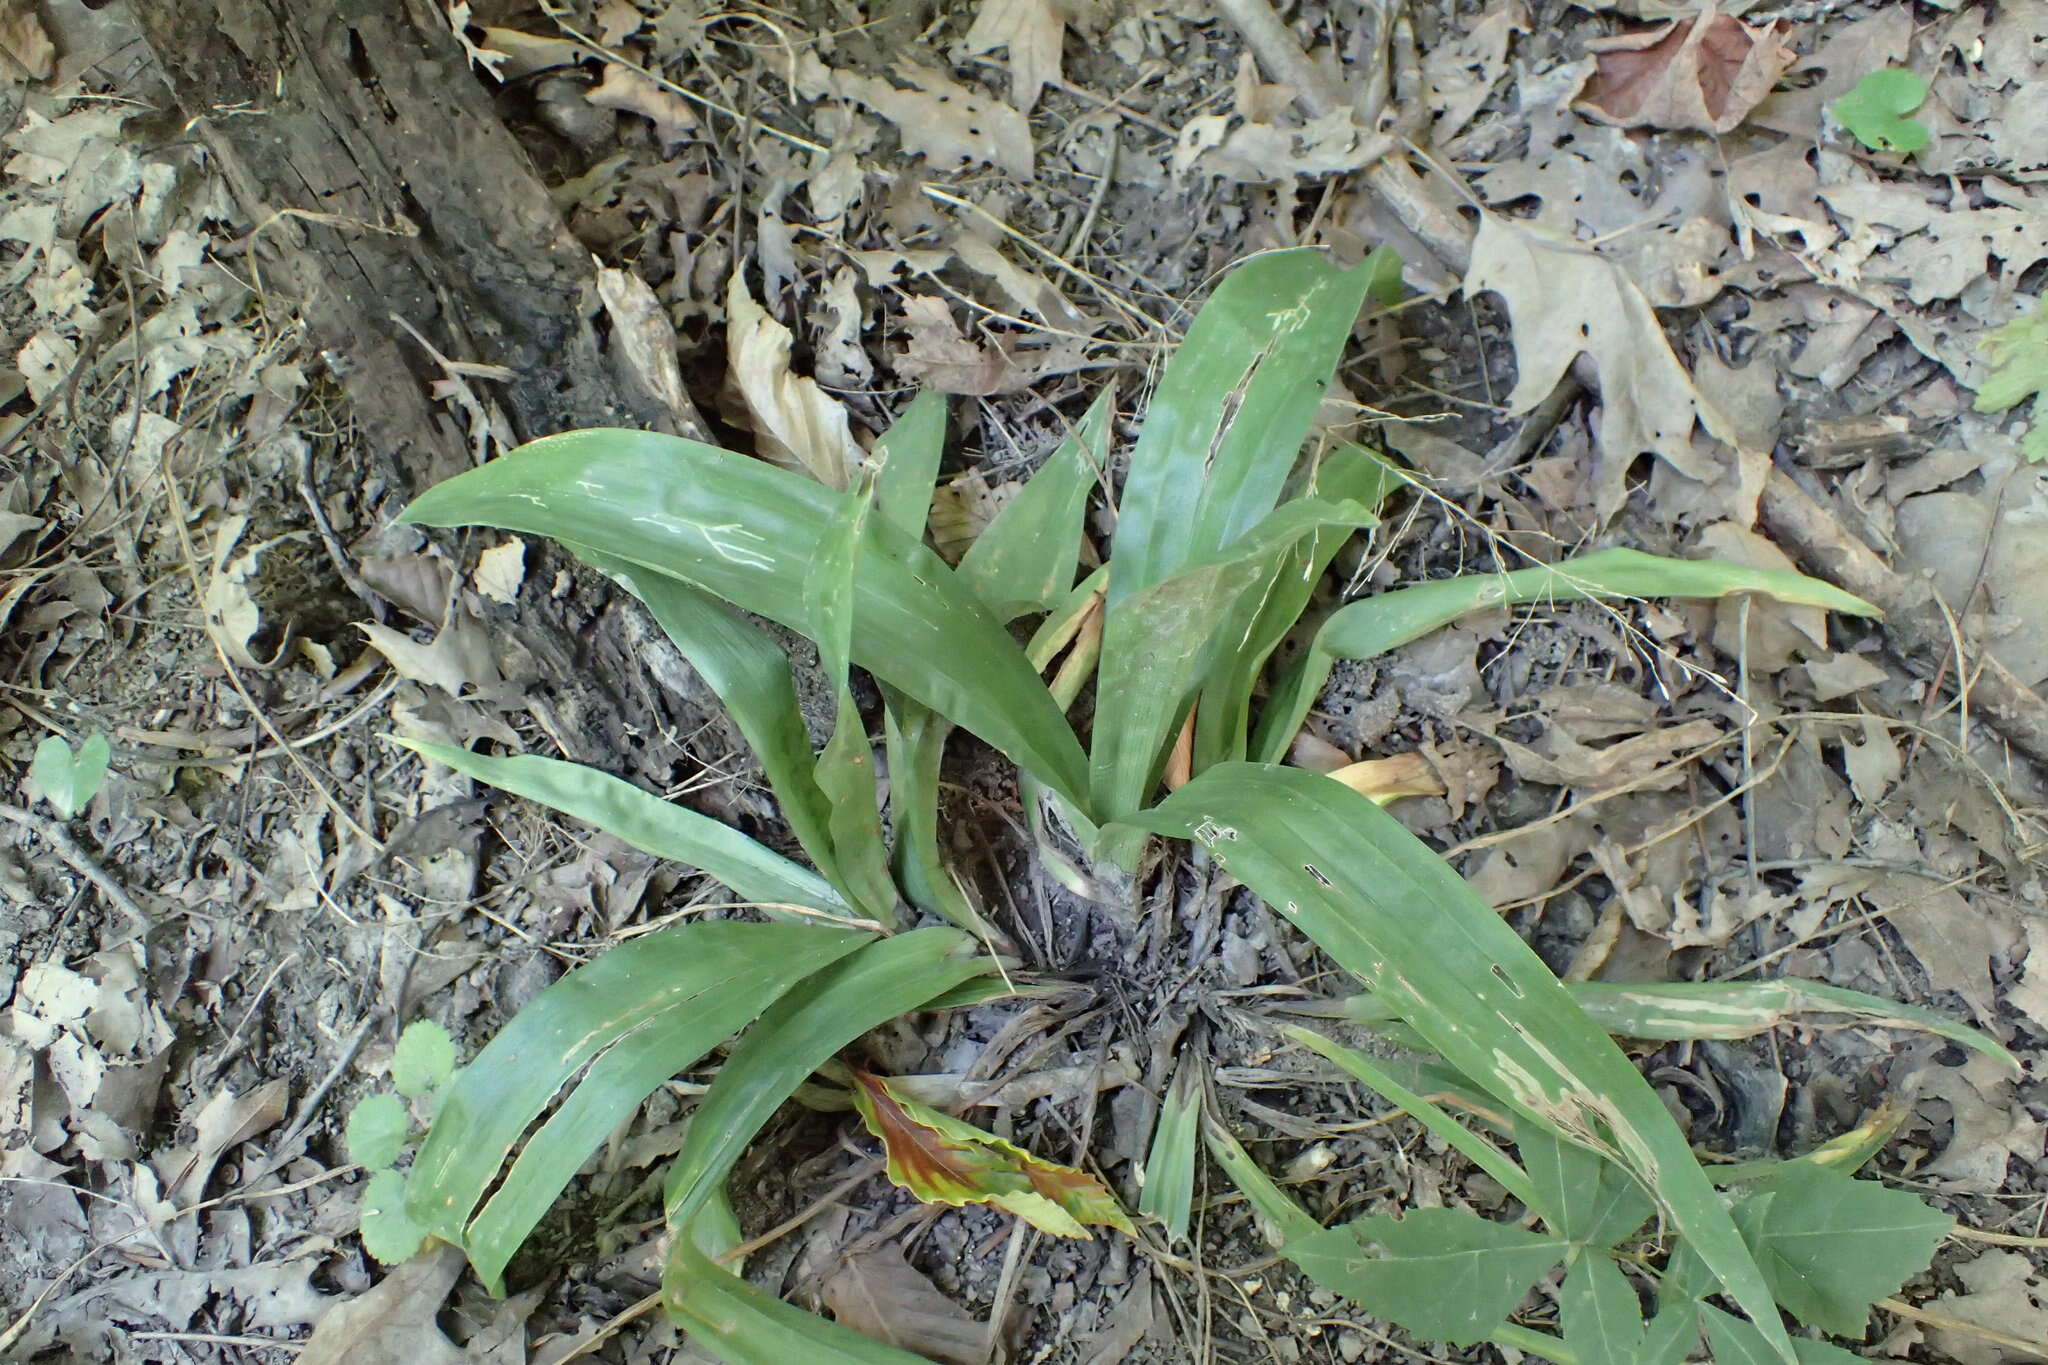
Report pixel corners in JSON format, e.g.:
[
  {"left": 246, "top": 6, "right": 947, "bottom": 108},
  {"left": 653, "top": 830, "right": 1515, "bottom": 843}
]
[{"left": 7, "top": 0, "right": 2048, "bottom": 1359}]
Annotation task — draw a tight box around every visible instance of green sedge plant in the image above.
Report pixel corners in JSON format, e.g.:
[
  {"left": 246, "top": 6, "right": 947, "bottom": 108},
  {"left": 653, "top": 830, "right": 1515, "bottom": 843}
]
[{"left": 351, "top": 248, "right": 2004, "bottom": 1363}]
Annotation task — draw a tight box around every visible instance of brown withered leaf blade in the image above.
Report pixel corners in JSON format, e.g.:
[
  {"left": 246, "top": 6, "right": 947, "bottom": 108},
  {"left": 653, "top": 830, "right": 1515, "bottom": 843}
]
[
  {"left": 821, "top": 1244, "right": 987, "bottom": 1364},
  {"left": 850, "top": 1069, "right": 1134, "bottom": 1239},
  {"left": 1574, "top": 0, "right": 1793, "bottom": 134}
]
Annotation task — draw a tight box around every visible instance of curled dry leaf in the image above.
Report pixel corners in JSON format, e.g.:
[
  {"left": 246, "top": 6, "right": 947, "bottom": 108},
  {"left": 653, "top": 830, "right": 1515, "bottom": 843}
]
[
  {"left": 0, "top": 0, "right": 56, "bottom": 81},
  {"left": 959, "top": 0, "right": 1094, "bottom": 113},
  {"left": 821, "top": 1244, "right": 987, "bottom": 1365},
  {"left": 850, "top": 1068, "right": 1134, "bottom": 1239},
  {"left": 799, "top": 55, "right": 1033, "bottom": 178},
  {"left": 724, "top": 273, "right": 864, "bottom": 488},
  {"left": 895, "top": 296, "right": 1022, "bottom": 395},
  {"left": 585, "top": 64, "right": 696, "bottom": 147},
  {"left": 1326, "top": 753, "right": 1446, "bottom": 804},
  {"left": 1574, "top": 0, "right": 1795, "bottom": 135}
]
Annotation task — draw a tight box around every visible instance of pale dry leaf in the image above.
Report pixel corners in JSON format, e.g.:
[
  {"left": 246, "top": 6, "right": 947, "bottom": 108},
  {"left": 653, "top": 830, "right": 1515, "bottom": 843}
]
[
  {"left": 443, "top": 2, "right": 509, "bottom": 76},
  {"left": 1695, "top": 521, "right": 1831, "bottom": 668},
  {"left": 476, "top": 27, "right": 583, "bottom": 79},
  {"left": 1171, "top": 108, "right": 1393, "bottom": 184},
  {"left": 803, "top": 55, "right": 1033, "bottom": 178},
  {"left": 929, "top": 468, "right": 1009, "bottom": 563},
  {"left": 0, "top": 0, "right": 56, "bottom": 81},
  {"left": 158, "top": 1078, "right": 289, "bottom": 1207},
  {"left": 586, "top": 64, "right": 695, "bottom": 146},
  {"left": 1464, "top": 213, "right": 1743, "bottom": 523},
  {"left": 1422, "top": 0, "right": 1527, "bottom": 143},
  {"left": 1492, "top": 718, "right": 1723, "bottom": 792},
  {"left": 821, "top": 1244, "right": 986, "bottom": 1364},
  {"left": 359, "top": 617, "right": 503, "bottom": 698},
  {"left": 1803, "top": 651, "right": 1890, "bottom": 700},
  {"left": 201, "top": 515, "right": 285, "bottom": 669},
  {"left": 1838, "top": 715, "right": 1901, "bottom": 804},
  {"left": 725, "top": 273, "right": 864, "bottom": 488},
  {"left": 597, "top": 265, "right": 695, "bottom": 431},
  {"left": 16, "top": 327, "right": 76, "bottom": 405},
  {"left": 472, "top": 539, "right": 526, "bottom": 605},
  {"left": 1574, "top": 0, "right": 1794, "bottom": 134},
  {"left": 1925, "top": 1250, "right": 2048, "bottom": 1365},
  {"left": 960, "top": 0, "right": 1068, "bottom": 113},
  {"left": 952, "top": 231, "right": 1088, "bottom": 332},
  {"left": 894, "top": 295, "right": 1023, "bottom": 395},
  {"left": 298, "top": 1243, "right": 467, "bottom": 1365},
  {"left": 595, "top": 0, "right": 642, "bottom": 46}
]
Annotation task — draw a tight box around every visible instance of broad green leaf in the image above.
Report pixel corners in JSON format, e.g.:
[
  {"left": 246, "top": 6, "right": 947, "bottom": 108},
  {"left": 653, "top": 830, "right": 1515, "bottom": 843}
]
[
  {"left": 1196, "top": 442, "right": 1404, "bottom": 772},
  {"left": 583, "top": 553, "right": 839, "bottom": 887},
  {"left": 1709, "top": 1098, "right": 1908, "bottom": 1185},
  {"left": 1110, "top": 248, "right": 1378, "bottom": 604},
  {"left": 346, "top": 1093, "right": 409, "bottom": 1170},
  {"left": 1516, "top": 1115, "right": 1654, "bottom": 1249},
  {"left": 809, "top": 481, "right": 900, "bottom": 923},
  {"left": 1567, "top": 978, "right": 2015, "bottom": 1070},
  {"left": 1254, "top": 547, "right": 1881, "bottom": 765},
  {"left": 1287, "top": 1025, "right": 1540, "bottom": 1213},
  {"left": 399, "top": 741, "right": 858, "bottom": 923},
  {"left": 1359, "top": 244, "right": 1405, "bottom": 307},
  {"left": 1126, "top": 763, "right": 1795, "bottom": 1361},
  {"left": 879, "top": 698, "right": 992, "bottom": 934},
  {"left": 406, "top": 921, "right": 868, "bottom": 1284},
  {"left": 664, "top": 928, "right": 992, "bottom": 1228},
  {"left": 1287, "top": 1209, "right": 1569, "bottom": 1347},
  {"left": 397, "top": 431, "right": 1090, "bottom": 809},
  {"left": 391, "top": 1020, "right": 458, "bottom": 1099},
  {"left": 29, "top": 733, "right": 110, "bottom": 820},
  {"left": 1091, "top": 496, "right": 1377, "bottom": 837},
  {"left": 1974, "top": 301, "right": 2048, "bottom": 464},
  {"left": 1702, "top": 1308, "right": 1867, "bottom": 1365},
  {"left": 1137, "top": 1057, "right": 1202, "bottom": 1241},
  {"left": 850, "top": 1069, "right": 1134, "bottom": 1238},
  {"left": 1730, "top": 1163, "right": 1952, "bottom": 1336},
  {"left": 663, "top": 1236, "right": 934, "bottom": 1364},
  {"left": 872, "top": 390, "right": 948, "bottom": 539},
  {"left": 1561, "top": 1256, "right": 1650, "bottom": 1365},
  {"left": 359, "top": 1169, "right": 431, "bottom": 1265},
  {"left": 957, "top": 387, "right": 1116, "bottom": 621},
  {"left": 1831, "top": 68, "right": 1930, "bottom": 155}
]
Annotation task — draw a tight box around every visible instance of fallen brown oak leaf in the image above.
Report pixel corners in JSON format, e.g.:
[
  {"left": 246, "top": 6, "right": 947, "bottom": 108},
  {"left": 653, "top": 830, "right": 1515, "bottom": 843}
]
[{"left": 1573, "top": 0, "right": 1794, "bottom": 135}]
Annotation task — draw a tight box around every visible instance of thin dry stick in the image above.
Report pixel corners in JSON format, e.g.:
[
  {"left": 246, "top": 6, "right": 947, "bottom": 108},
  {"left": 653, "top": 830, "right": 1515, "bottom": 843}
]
[
  {"left": 0, "top": 800, "right": 155, "bottom": 932},
  {"left": 1881, "top": 1296, "right": 2048, "bottom": 1360}
]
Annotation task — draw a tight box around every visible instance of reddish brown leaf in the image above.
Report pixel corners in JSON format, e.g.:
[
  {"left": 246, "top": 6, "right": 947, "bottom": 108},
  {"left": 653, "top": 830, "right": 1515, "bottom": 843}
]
[
  {"left": 850, "top": 1069, "right": 1133, "bottom": 1238},
  {"left": 1573, "top": 0, "right": 1793, "bottom": 135}
]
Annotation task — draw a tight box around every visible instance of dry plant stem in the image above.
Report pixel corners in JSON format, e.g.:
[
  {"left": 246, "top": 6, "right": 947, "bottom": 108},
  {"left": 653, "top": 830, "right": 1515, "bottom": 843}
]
[
  {"left": 0, "top": 801, "right": 156, "bottom": 933},
  {"left": 1881, "top": 1296, "right": 2048, "bottom": 1360},
  {"left": 1761, "top": 469, "right": 2048, "bottom": 771}
]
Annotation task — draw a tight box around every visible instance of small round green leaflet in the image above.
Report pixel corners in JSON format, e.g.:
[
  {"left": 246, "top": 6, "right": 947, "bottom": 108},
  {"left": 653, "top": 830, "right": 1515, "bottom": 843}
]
[
  {"left": 359, "top": 1169, "right": 431, "bottom": 1265},
  {"left": 1832, "top": 68, "right": 1931, "bottom": 154},
  {"left": 28, "top": 733, "right": 110, "bottom": 820},
  {"left": 345, "top": 1092, "right": 410, "bottom": 1169},
  {"left": 391, "top": 1019, "right": 458, "bottom": 1099}
]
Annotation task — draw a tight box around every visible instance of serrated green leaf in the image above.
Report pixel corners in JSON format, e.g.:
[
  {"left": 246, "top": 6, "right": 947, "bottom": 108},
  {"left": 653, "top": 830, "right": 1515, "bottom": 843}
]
[
  {"left": 1832, "top": 68, "right": 1930, "bottom": 155},
  {"left": 345, "top": 1092, "right": 410, "bottom": 1170},
  {"left": 582, "top": 554, "right": 840, "bottom": 888},
  {"left": 1287, "top": 1208, "right": 1569, "bottom": 1347},
  {"left": 359, "top": 1169, "right": 431, "bottom": 1264},
  {"left": 1126, "top": 763, "right": 1795, "bottom": 1361},
  {"left": 1516, "top": 1115, "right": 1654, "bottom": 1248},
  {"left": 391, "top": 1020, "right": 457, "bottom": 1099},
  {"left": 957, "top": 387, "right": 1115, "bottom": 621},
  {"left": 397, "top": 431, "right": 1090, "bottom": 810},
  {"left": 1137, "top": 1056, "right": 1202, "bottom": 1241},
  {"left": 1256, "top": 547, "right": 1880, "bottom": 765},
  {"left": 398, "top": 741, "right": 857, "bottom": 923},
  {"left": 28, "top": 733, "right": 110, "bottom": 821},
  {"left": 405, "top": 921, "right": 869, "bottom": 1291},
  {"left": 1289, "top": 1025, "right": 1539, "bottom": 1213},
  {"left": 664, "top": 928, "right": 993, "bottom": 1229},
  {"left": 1730, "top": 1163, "right": 1952, "bottom": 1336}
]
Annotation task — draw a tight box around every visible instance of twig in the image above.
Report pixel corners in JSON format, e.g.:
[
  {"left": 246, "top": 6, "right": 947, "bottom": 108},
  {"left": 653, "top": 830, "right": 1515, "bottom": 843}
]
[
  {"left": 0, "top": 801, "right": 156, "bottom": 933},
  {"left": 1881, "top": 1297, "right": 2048, "bottom": 1359}
]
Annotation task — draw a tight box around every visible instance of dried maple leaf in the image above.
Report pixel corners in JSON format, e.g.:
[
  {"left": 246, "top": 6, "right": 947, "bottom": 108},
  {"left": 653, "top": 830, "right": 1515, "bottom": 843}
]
[
  {"left": 1573, "top": 0, "right": 1794, "bottom": 135},
  {"left": 850, "top": 1069, "right": 1134, "bottom": 1239}
]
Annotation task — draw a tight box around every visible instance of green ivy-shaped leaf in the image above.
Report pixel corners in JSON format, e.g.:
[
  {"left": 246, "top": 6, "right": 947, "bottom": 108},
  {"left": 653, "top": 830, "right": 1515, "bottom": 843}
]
[
  {"left": 359, "top": 1168, "right": 431, "bottom": 1264},
  {"left": 1974, "top": 304, "right": 2048, "bottom": 464},
  {"left": 1832, "top": 69, "right": 1931, "bottom": 154},
  {"left": 345, "top": 1092, "right": 410, "bottom": 1170},
  {"left": 1730, "top": 1163, "right": 1952, "bottom": 1336},
  {"left": 28, "top": 734, "right": 110, "bottom": 820},
  {"left": 391, "top": 1019, "right": 458, "bottom": 1099}
]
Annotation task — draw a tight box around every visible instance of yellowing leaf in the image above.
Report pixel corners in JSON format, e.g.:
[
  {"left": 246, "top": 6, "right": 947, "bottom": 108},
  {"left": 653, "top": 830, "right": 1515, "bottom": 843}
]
[
  {"left": 1326, "top": 753, "right": 1446, "bottom": 805},
  {"left": 723, "top": 274, "right": 865, "bottom": 489},
  {"left": 850, "top": 1069, "right": 1133, "bottom": 1239}
]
